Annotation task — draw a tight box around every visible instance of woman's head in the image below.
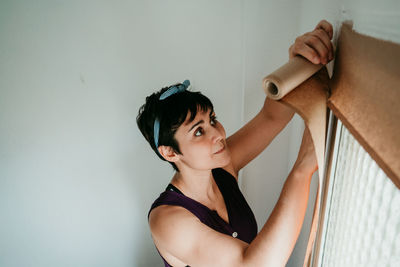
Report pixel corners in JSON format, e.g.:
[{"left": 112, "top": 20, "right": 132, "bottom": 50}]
[{"left": 137, "top": 81, "right": 228, "bottom": 172}]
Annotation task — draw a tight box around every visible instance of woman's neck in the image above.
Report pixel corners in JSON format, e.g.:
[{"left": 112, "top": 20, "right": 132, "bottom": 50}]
[{"left": 171, "top": 168, "right": 219, "bottom": 204}]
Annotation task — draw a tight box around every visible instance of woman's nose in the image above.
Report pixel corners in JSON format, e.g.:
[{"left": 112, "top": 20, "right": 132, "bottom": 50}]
[{"left": 211, "top": 126, "right": 224, "bottom": 143}]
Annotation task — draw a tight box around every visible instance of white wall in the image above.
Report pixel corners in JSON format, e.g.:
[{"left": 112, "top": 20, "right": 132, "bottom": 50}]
[{"left": 0, "top": 1, "right": 244, "bottom": 266}]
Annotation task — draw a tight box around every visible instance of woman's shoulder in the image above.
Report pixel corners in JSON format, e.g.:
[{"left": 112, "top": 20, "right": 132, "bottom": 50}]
[
  {"left": 149, "top": 203, "right": 201, "bottom": 249},
  {"left": 149, "top": 204, "right": 191, "bottom": 230},
  {"left": 148, "top": 190, "right": 203, "bottom": 229},
  {"left": 148, "top": 204, "right": 201, "bottom": 266}
]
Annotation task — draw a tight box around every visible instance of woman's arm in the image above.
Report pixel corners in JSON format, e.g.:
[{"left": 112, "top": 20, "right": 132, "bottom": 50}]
[
  {"left": 242, "top": 127, "right": 317, "bottom": 266},
  {"left": 150, "top": 128, "right": 317, "bottom": 266},
  {"left": 226, "top": 20, "right": 333, "bottom": 175},
  {"left": 226, "top": 98, "right": 294, "bottom": 175}
]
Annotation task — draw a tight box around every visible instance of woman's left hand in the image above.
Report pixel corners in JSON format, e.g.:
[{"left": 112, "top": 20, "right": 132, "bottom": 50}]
[{"left": 288, "top": 20, "right": 334, "bottom": 65}]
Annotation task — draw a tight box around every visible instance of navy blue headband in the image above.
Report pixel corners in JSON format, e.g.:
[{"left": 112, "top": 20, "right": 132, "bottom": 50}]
[{"left": 154, "top": 80, "right": 190, "bottom": 153}]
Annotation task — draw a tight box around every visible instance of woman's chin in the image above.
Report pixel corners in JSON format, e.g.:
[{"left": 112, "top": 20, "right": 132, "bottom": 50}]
[{"left": 215, "top": 152, "right": 231, "bottom": 167}]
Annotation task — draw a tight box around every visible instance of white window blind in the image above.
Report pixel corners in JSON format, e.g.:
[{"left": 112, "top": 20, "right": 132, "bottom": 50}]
[{"left": 317, "top": 121, "right": 400, "bottom": 267}]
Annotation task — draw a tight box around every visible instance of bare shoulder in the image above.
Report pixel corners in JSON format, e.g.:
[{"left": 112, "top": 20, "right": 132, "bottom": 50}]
[
  {"left": 148, "top": 205, "right": 199, "bottom": 266},
  {"left": 149, "top": 204, "right": 196, "bottom": 242},
  {"left": 149, "top": 204, "right": 207, "bottom": 250},
  {"left": 149, "top": 204, "right": 195, "bottom": 231},
  {"left": 148, "top": 204, "right": 247, "bottom": 266}
]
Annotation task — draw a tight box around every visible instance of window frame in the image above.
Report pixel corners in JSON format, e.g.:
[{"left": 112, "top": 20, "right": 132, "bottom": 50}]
[{"left": 310, "top": 110, "right": 340, "bottom": 267}]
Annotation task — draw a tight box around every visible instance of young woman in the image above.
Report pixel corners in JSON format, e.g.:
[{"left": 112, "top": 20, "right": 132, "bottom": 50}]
[{"left": 137, "top": 20, "right": 334, "bottom": 267}]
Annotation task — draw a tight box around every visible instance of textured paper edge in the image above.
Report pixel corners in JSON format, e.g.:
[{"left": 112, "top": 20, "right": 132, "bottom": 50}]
[{"left": 328, "top": 22, "right": 400, "bottom": 189}]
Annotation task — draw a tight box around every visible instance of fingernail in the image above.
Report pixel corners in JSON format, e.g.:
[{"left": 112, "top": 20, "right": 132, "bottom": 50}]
[{"left": 313, "top": 56, "right": 320, "bottom": 64}]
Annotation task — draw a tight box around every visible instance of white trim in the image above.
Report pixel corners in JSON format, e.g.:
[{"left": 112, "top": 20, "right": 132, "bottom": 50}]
[
  {"left": 316, "top": 119, "right": 343, "bottom": 267},
  {"left": 238, "top": 0, "right": 246, "bottom": 188}
]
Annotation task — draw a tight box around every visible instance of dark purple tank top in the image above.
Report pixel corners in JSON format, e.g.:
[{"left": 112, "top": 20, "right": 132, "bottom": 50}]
[{"left": 148, "top": 168, "right": 258, "bottom": 267}]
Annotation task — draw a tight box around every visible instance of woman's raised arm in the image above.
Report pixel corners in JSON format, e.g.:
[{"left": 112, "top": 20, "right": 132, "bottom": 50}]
[
  {"left": 226, "top": 97, "right": 294, "bottom": 175},
  {"left": 226, "top": 20, "right": 333, "bottom": 175}
]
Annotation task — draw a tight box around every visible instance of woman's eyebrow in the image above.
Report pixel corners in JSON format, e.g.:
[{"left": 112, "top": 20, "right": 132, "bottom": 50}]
[
  {"left": 188, "top": 120, "right": 204, "bottom": 133},
  {"left": 187, "top": 110, "right": 215, "bottom": 133}
]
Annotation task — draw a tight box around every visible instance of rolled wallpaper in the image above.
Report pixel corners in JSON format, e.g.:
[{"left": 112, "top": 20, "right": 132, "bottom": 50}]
[{"left": 263, "top": 56, "right": 324, "bottom": 100}]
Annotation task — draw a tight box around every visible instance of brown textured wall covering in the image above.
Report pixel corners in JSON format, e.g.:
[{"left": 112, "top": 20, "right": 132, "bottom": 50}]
[
  {"left": 279, "top": 67, "right": 330, "bottom": 267},
  {"left": 328, "top": 22, "right": 400, "bottom": 189}
]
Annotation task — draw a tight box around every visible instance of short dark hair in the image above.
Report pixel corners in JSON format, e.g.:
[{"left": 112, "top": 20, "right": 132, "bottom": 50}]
[{"left": 136, "top": 82, "right": 214, "bottom": 172}]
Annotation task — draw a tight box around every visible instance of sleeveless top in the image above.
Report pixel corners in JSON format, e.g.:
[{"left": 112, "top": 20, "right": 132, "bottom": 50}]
[{"left": 148, "top": 168, "right": 258, "bottom": 267}]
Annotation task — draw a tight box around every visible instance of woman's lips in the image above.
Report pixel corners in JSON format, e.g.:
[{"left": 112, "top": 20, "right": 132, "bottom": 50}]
[{"left": 214, "top": 146, "right": 225, "bottom": 154}]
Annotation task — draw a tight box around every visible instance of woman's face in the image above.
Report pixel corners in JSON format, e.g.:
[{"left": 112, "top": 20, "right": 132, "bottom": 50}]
[{"left": 173, "top": 108, "right": 231, "bottom": 171}]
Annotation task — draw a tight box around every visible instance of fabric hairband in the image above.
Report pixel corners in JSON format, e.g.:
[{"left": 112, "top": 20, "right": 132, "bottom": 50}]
[{"left": 154, "top": 80, "right": 190, "bottom": 154}]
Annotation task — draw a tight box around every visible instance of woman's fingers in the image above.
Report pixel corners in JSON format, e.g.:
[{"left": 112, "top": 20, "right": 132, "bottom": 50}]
[
  {"left": 289, "top": 20, "right": 334, "bottom": 64},
  {"left": 311, "top": 20, "right": 334, "bottom": 63},
  {"left": 315, "top": 19, "right": 333, "bottom": 39},
  {"left": 291, "top": 40, "right": 320, "bottom": 64},
  {"left": 310, "top": 29, "right": 334, "bottom": 59},
  {"left": 304, "top": 30, "right": 333, "bottom": 64}
]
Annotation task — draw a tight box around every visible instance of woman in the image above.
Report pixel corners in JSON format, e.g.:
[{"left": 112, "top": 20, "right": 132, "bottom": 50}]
[{"left": 137, "top": 20, "right": 334, "bottom": 267}]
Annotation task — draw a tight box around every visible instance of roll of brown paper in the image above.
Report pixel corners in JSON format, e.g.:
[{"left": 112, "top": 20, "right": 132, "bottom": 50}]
[
  {"left": 263, "top": 56, "right": 324, "bottom": 100},
  {"left": 278, "top": 68, "right": 329, "bottom": 267},
  {"left": 263, "top": 59, "right": 330, "bottom": 267}
]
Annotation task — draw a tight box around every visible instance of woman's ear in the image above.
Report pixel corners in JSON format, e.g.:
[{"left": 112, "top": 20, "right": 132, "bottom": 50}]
[{"left": 158, "top": 146, "right": 180, "bottom": 162}]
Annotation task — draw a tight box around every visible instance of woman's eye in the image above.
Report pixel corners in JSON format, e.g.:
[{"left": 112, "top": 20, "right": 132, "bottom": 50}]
[
  {"left": 194, "top": 116, "right": 217, "bottom": 137},
  {"left": 194, "top": 128, "right": 203, "bottom": 137}
]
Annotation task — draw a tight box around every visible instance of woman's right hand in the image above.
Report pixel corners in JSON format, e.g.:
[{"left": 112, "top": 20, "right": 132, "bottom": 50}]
[
  {"left": 288, "top": 20, "right": 334, "bottom": 65},
  {"left": 294, "top": 127, "right": 318, "bottom": 177}
]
